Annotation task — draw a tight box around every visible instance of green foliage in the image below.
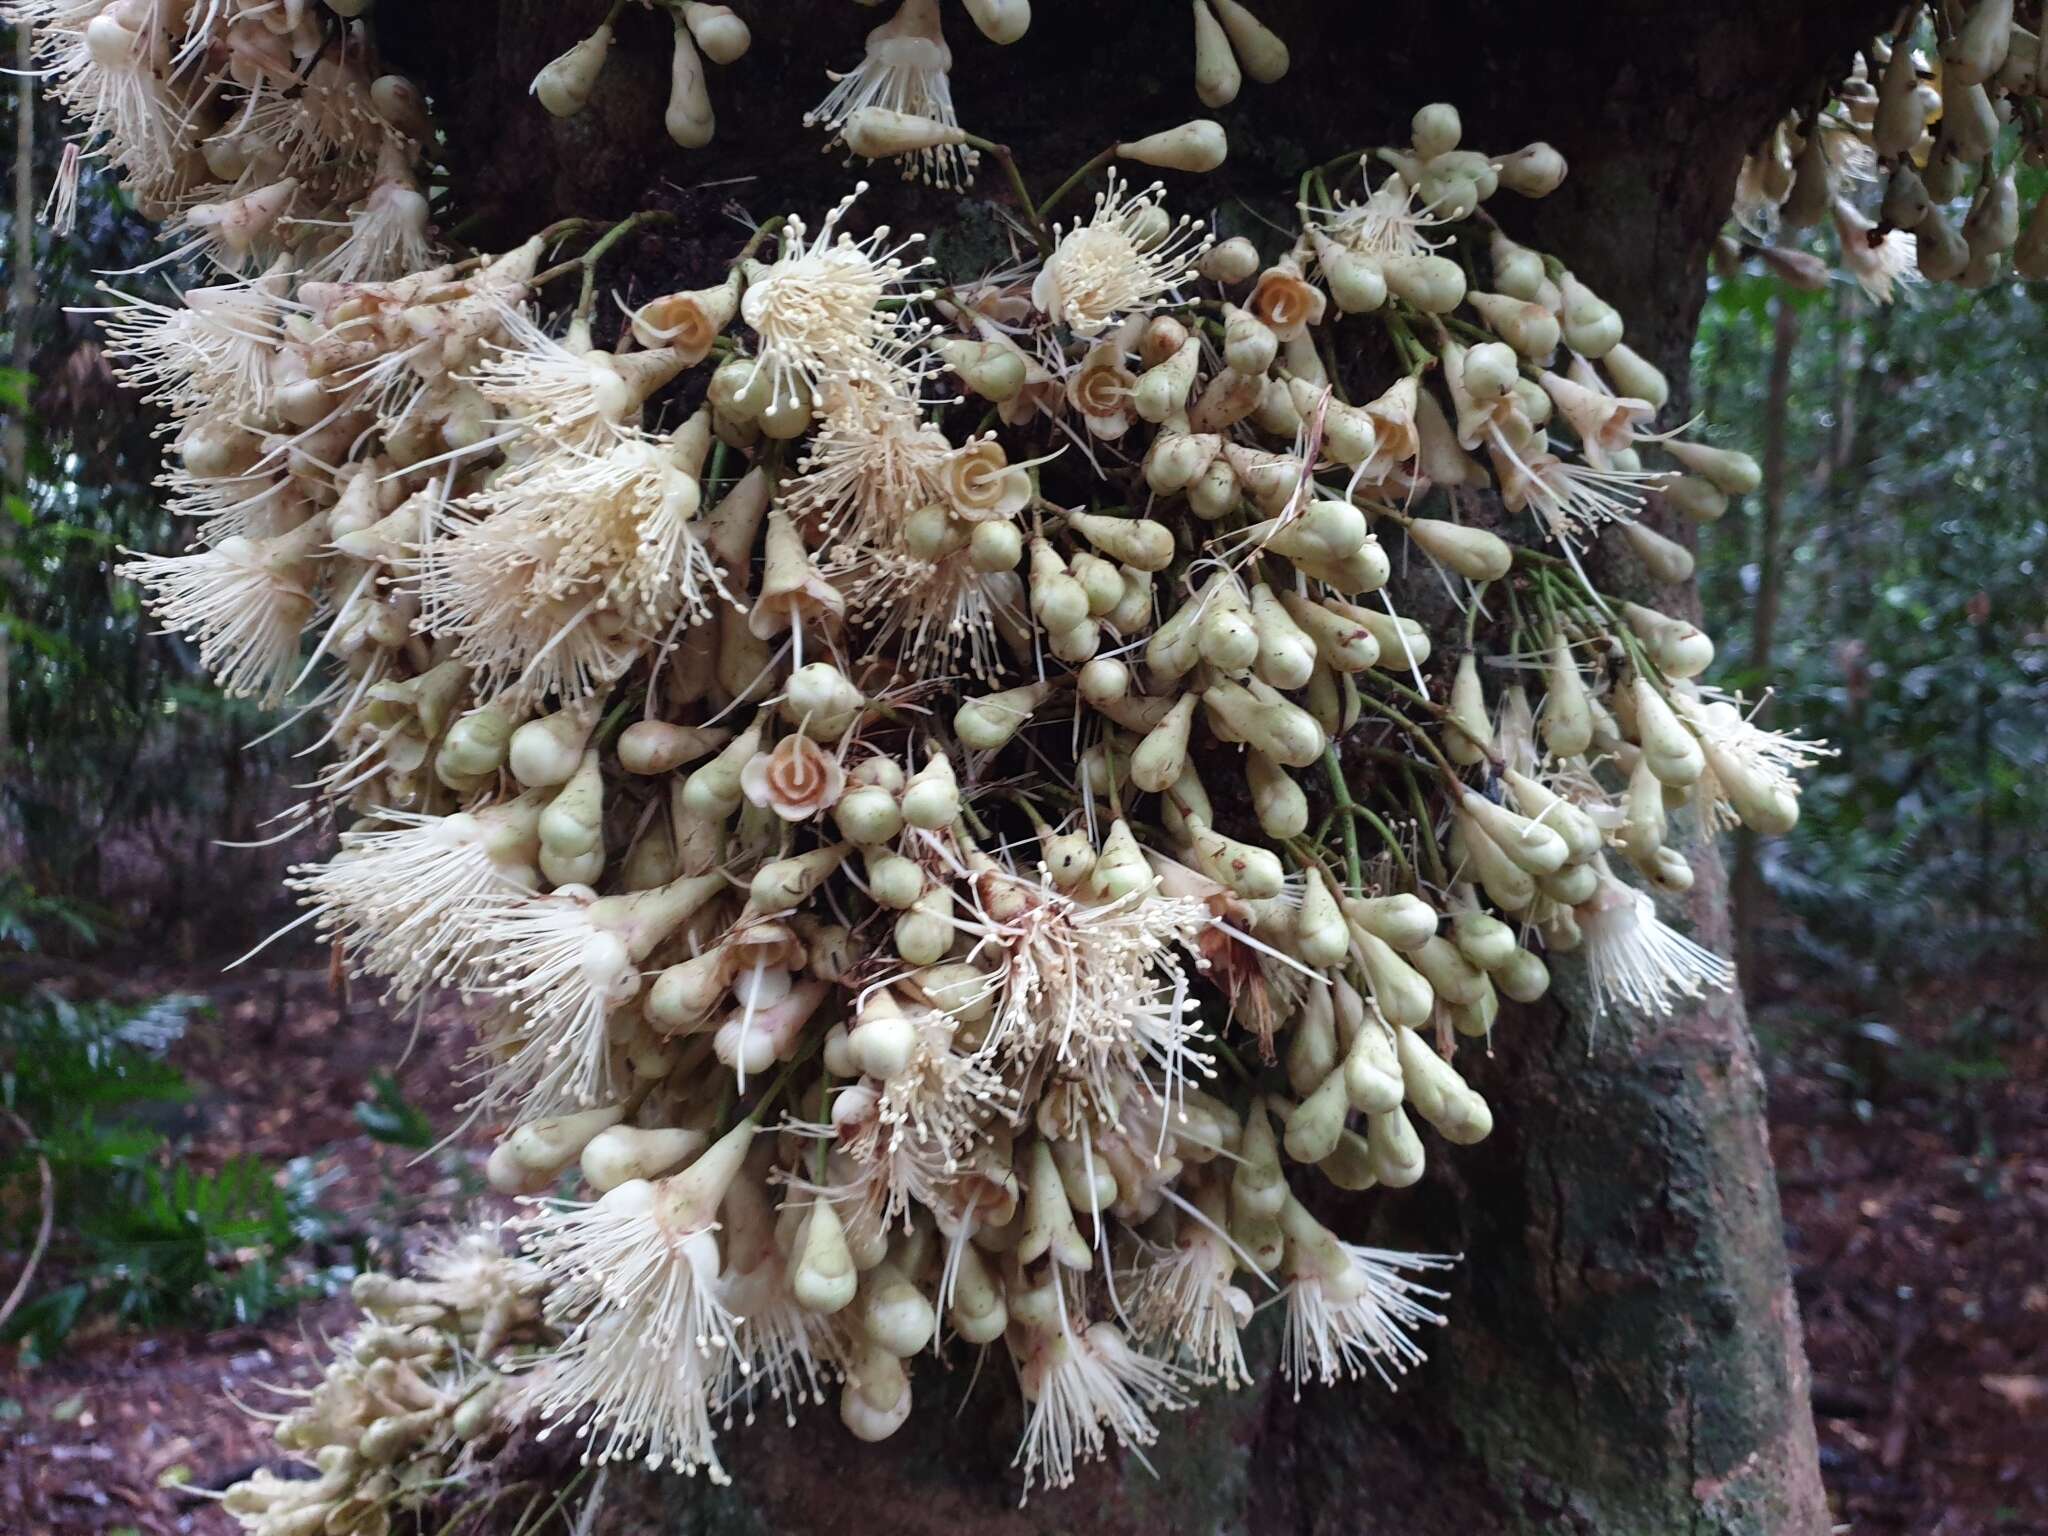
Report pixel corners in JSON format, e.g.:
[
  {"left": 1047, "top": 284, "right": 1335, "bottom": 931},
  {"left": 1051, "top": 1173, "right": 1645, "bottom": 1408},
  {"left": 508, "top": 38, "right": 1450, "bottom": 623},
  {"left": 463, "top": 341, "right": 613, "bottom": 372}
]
[
  {"left": 1, "top": 74, "right": 305, "bottom": 935},
  {"left": 0, "top": 988, "right": 331, "bottom": 1359},
  {"left": 1695, "top": 274, "right": 2048, "bottom": 999},
  {"left": 353, "top": 1070, "right": 436, "bottom": 1149}
]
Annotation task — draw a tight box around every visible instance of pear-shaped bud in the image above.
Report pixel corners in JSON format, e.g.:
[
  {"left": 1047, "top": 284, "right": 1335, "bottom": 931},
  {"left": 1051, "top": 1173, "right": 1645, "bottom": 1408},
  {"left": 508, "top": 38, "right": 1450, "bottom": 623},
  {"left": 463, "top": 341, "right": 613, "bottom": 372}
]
[
  {"left": 1197, "top": 236, "right": 1261, "bottom": 284},
  {"left": 1191, "top": 0, "right": 1241, "bottom": 105},
  {"left": 531, "top": 26, "right": 612, "bottom": 116},
  {"left": 1557, "top": 271, "right": 1624, "bottom": 358},
  {"left": 1467, "top": 289, "right": 1559, "bottom": 359},
  {"left": 1209, "top": 0, "right": 1289, "bottom": 82},
  {"left": 1496, "top": 141, "right": 1567, "bottom": 198},
  {"left": 509, "top": 699, "right": 599, "bottom": 788},
  {"left": 1117, "top": 119, "right": 1229, "bottom": 173},
  {"left": 1409, "top": 517, "right": 1512, "bottom": 581},
  {"left": 1630, "top": 676, "right": 1705, "bottom": 787},
  {"left": 664, "top": 20, "right": 715, "bottom": 148},
  {"left": 844, "top": 106, "right": 968, "bottom": 161}
]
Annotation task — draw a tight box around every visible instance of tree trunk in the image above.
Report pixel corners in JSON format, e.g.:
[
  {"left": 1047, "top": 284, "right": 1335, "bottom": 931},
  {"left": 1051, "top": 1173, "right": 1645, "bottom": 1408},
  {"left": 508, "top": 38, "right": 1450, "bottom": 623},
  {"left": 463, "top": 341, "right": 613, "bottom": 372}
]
[
  {"left": 1734, "top": 296, "right": 1800, "bottom": 977},
  {"left": 2, "top": 18, "right": 32, "bottom": 777},
  {"left": 382, "top": 3, "right": 1899, "bottom": 1529}
]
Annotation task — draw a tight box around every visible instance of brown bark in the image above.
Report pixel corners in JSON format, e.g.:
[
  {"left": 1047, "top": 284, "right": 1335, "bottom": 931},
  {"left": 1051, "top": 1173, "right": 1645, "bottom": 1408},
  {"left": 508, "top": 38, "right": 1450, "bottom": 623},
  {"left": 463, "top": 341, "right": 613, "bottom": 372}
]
[{"left": 377, "top": 3, "right": 1904, "bottom": 1529}]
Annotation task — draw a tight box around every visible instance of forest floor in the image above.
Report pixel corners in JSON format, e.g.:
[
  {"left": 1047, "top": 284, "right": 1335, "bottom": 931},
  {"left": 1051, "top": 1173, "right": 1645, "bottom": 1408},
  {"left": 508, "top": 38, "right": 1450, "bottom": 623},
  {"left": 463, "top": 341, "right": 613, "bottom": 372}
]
[{"left": 0, "top": 955, "right": 2043, "bottom": 1536}]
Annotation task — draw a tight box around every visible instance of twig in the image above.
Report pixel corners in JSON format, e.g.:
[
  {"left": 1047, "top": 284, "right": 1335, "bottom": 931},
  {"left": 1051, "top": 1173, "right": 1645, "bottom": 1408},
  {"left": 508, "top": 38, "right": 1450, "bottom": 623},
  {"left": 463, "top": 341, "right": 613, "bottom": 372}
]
[{"left": 0, "top": 1109, "right": 55, "bottom": 1336}]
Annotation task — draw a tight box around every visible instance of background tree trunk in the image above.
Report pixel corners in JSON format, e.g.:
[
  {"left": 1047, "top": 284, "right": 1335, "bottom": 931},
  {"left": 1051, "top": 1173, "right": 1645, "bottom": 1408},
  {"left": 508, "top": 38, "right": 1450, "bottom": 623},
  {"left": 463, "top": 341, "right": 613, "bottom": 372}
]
[
  {"left": 382, "top": 3, "right": 1899, "bottom": 1529},
  {"left": 1735, "top": 297, "right": 1799, "bottom": 978}
]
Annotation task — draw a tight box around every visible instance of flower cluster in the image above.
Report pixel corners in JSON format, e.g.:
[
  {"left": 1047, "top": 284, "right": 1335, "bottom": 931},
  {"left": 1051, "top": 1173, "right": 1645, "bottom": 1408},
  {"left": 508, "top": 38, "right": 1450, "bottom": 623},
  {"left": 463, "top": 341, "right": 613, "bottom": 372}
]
[
  {"left": 38, "top": 0, "right": 1829, "bottom": 1505},
  {"left": 222, "top": 1229, "right": 547, "bottom": 1536},
  {"left": 6, "top": 0, "right": 434, "bottom": 271},
  {"left": 1727, "top": 2, "right": 2048, "bottom": 297}
]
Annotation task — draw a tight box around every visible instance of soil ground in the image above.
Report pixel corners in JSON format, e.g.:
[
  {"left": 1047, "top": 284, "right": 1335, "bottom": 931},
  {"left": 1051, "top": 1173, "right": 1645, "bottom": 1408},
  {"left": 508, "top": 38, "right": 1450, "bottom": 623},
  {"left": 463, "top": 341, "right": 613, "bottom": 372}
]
[{"left": 0, "top": 954, "right": 2042, "bottom": 1535}]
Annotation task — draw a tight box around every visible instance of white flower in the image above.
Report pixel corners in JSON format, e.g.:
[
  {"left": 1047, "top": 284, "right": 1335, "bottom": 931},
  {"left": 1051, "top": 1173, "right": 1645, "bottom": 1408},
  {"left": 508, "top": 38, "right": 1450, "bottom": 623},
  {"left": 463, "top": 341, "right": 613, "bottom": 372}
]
[
  {"left": 1678, "top": 689, "right": 1832, "bottom": 834},
  {"left": 827, "top": 546, "right": 1023, "bottom": 683},
  {"left": 466, "top": 887, "right": 642, "bottom": 1114},
  {"left": 1306, "top": 176, "right": 1448, "bottom": 261},
  {"left": 1575, "top": 865, "right": 1734, "bottom": 1018},
  {"left": 957, "top": 867, "right": 1217, "bottom": 1128},
  {"left": 300, "top": 144, "right": 438, "bottom": 285},
  {"left": 517, "top": 1175, "right": 741, "bottom": 1479},
  {"left": 121, "top": 516, "right": 327, "bottom": 702},
  {"left": 90, "top": 268, "right": 292, "bottom": 416},
  {"left": 739, "top": 184, "right": 933, "bottom": 408},
  {"left": 1832, "top": 196, "right": 1921, "bottom": 305},
  {"left": 467, "top": 310, "right": 684, "bottom": 450},
  {"left": 1031, "top": 171, "right": 1210, "bottom": 338},
  {"left": 1125, "top": 1207, "right": 1254, "bottom": 1388},
  {"left": 1279, "top": 1227, "right": 1454, "bottom": 1395},
  {"left": 781, "top": 381, "right": 952, "bottom": 544},
  {"left": 287, "top": 799, "right": 542, "bottom": 1002},
  {"left": 415, "top": 500, "right": 643, "bottom": 706},
  {"left": 717, "top": 1256, "right": 842, "bottom": 1429},
  {"left": 1011, "top": 1307, "right": 1189, "bottom": 1497},
  {"left": 807, "top": 0, "right": 978, "bottom": 189}
]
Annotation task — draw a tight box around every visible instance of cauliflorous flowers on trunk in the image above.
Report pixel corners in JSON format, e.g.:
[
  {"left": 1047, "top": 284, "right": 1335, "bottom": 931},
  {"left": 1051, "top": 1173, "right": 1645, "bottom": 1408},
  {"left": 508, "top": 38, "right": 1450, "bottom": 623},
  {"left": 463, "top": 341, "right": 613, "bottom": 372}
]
[{"left": 63, "top": 0, "right": 1846, "bottom": 1496}]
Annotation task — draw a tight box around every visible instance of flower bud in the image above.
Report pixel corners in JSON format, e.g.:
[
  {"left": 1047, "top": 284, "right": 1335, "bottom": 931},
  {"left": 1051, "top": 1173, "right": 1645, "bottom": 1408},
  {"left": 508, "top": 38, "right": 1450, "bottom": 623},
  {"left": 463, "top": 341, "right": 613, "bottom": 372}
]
[
  {"left": 968, "top": 518, "right": 1023, "bottom": 571},
  {"left": 835, "top": 784, "right": 904, "bottom": 846},
  {"left": 955, "top": 680, "right": 1051, "bottom": 751},
  {"left": 1197, "top": 236, "right": 1261, "bottom": 284},
  {"left": 1210, "top": 0, "right": 1289, "bottom": 82},
  {"left": 1187, "top": 819, "right": 1285, "bottom": 901},
  {"left": 531, "top": 25, "right": 612, "bottom": 117},
  {"left": 1663, "top": 473, "right": 1730, "bottom": 523},
  {"left": 1380, "top": 252, "right": 1467, "bottom": 312},
  {"left": 1314, "top": 238, "right": 1387, "bottom": 314},
  {"left": 1408, "top": 517, "right": 1512, "bottom": 581},
  {"left": 1460, "top": 790, "right": 1569, "bottom": 875},
  {"left": 844, "top": 106, "right": 968, "bottom": 161},
  {"left": 682, "top": 1, "right": 751, "bottom": 63},
  {"left": 794, "top": 1197, "right": 858, "bottom": 1313},
  {"left": 582, "top": 1125, "right": 707, "bottom": 1192},
  {"left": 1248, "top": 749, "right": 1307, "bottom": 838},
  {"left": 893, "top": 887, "right": 955, "bottom": 966},
  {"left": 1496, "top": 141, "right": 1567, "bottom": 197},
  {"left": 1630, "top": 676, "right": 1705, "bottom": 787},
  {"left": 1489, "top": 230, "right": 1546, "bottom": 301},
  {"left": 866, "top": 849, "right": 926, "bottom": 910},
  {"left": 961, "top": 0, "right": 1030, "bottom": 44},
  {"left": 1558, "top": 271, "right": 1624, "bottom": 358},
  {"left": 1354, "top": 605, "right": 1431, "bottom": 668},
  {"left": 509, "top": 700, "right": 598, "bottom": 788},
  {"left": 1192, "top": 0, "right": 1241, "bottom": 106},
  {"left": 901, "top": 748, "right": 961, "bottom": 829},
  {"left": 664, "top": 21, "right": 715, "bottom": 148},
  {"left": 1467, "top": 289, "right": 1559, "bottom": 360},
  {"left": 682, "top": 718, "right": 765, "bottom": 817},
  {"left": 1117, "top": 119, "right": 1229, "bottom": 173}
]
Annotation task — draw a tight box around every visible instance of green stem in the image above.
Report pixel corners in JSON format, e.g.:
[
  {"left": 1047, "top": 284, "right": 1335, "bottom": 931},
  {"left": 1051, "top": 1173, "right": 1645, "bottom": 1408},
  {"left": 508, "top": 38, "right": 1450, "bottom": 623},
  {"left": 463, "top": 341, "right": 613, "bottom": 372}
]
[
  {"left": 1321, "top": 743, "right": 1365, "bottom": 894},
  {"left": 964, "top": 133, "right": 1049, "bottom": 250},
  {"left": 1402, "top": 764, "right": 1451, "bottom": 889},
  {"left": 1036, "top": 145, "right": 1117, "bottom": 229},
  {"left": 1349, "top": 801, "right": 1415, "bottom": 890},
  {"left": 1353, "top": 687, "right": 1465, "bottom": 785}
]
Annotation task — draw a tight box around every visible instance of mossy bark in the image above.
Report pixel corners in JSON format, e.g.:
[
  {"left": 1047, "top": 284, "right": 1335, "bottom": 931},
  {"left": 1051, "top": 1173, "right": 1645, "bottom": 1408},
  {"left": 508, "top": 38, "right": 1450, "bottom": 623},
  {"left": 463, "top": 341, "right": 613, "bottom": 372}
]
[{"left": 383, "top": 3, "right": 1898, "bottom": 1529}]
